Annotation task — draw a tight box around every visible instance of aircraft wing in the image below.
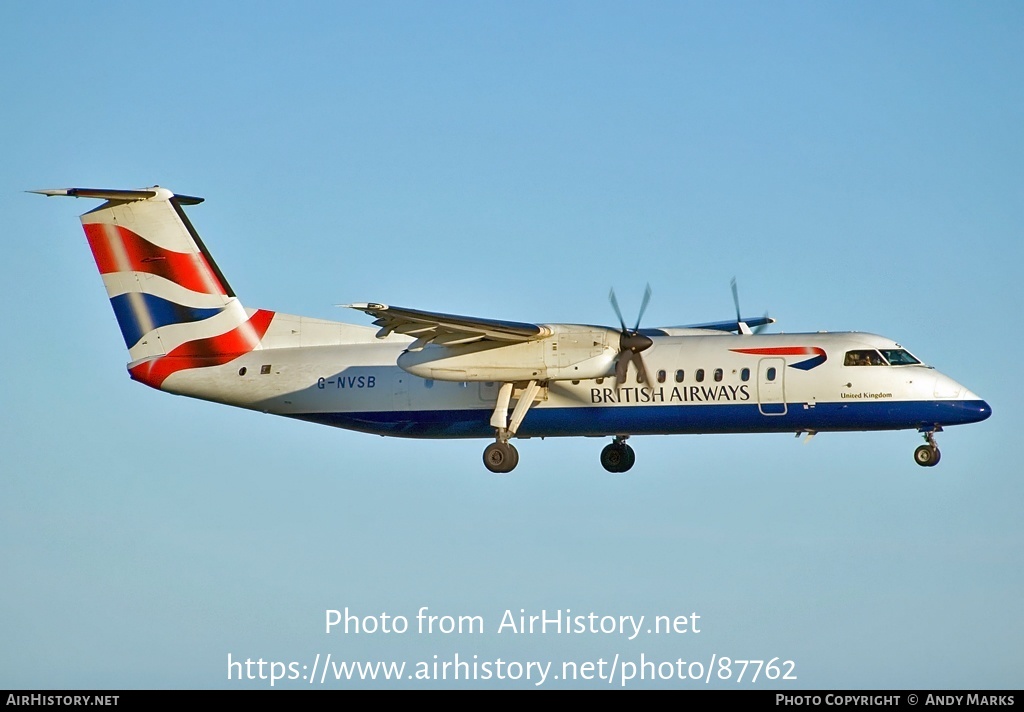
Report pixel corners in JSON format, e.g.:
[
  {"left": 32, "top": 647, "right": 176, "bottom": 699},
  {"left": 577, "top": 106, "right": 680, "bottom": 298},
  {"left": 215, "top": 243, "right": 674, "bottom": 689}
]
[
  {"left": 668, "top": 315, "right": 776, "bottom": 333},
  {"left": 344, "top": 303, "right": 550, "bottom": 347}
]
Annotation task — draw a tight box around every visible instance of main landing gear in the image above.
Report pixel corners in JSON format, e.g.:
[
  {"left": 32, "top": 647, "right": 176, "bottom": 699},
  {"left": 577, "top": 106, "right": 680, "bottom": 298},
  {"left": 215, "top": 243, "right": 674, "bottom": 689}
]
[
  {"left": 914, "top": 430, "right": 942, "bottom": 467},
  {"left": 600, "top": 436, "right": 636, "bottom": 473},
  {"left": 481, "top": 380, "right": 642, "bottom": 474},
  {"left": 483, "top": 381, "right": 541, "bottom": 474}
]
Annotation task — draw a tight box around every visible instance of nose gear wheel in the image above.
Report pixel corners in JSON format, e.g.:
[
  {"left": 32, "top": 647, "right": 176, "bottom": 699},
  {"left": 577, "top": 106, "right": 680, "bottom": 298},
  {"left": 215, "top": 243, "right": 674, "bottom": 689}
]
[{"left": 914, "top": 431, "right": 941, "bottom": 467}]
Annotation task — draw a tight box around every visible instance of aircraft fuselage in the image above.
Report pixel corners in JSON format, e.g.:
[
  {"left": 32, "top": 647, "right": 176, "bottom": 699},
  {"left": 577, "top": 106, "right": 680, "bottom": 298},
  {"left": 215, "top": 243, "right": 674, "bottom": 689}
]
[{"left": 157, "top": 327, "right": 989, "bottom": 440}]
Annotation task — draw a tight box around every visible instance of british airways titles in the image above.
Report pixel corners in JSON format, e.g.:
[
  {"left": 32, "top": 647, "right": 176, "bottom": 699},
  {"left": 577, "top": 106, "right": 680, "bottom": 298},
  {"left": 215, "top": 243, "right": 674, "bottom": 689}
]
[{"left": 590, "top": 384, "right": 751, "bottom": 405}]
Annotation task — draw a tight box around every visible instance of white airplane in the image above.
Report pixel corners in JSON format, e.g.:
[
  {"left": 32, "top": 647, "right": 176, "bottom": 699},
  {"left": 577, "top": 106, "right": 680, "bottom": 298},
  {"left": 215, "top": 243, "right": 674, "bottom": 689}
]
[{"left": 35, "top": 186, "right": 992, "bottom": 473}]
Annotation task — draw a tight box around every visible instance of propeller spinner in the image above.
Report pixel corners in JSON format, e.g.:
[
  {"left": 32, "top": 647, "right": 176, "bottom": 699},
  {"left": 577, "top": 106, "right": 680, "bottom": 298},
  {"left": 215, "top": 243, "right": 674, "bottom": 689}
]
[{"left": 609, "top": 284, "right": 655, "bottom": 387}]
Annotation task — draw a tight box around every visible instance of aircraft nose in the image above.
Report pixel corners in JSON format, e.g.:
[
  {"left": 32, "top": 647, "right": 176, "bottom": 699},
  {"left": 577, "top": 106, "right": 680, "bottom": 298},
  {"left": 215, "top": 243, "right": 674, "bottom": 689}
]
[
  {"left": 957, "top": 395, "right": 992, "bottom": 424},
  {"left": 976, "top": 399, "right": 993, "bottom": 422},
  {"left": 954, "top": 384, "right": 991, "bottom": 424}
]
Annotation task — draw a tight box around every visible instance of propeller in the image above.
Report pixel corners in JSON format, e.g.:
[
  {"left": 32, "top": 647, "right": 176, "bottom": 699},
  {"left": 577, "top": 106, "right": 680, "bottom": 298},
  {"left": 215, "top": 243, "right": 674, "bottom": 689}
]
[
  {"left": 609, "top": 284, "right": 656, "bottom": 387},
  {"left": 755, "top": 312, "right": 770, "bottom": 334},
  {"left": 731, "top": 277, "right": 770, "bottom": 335}
]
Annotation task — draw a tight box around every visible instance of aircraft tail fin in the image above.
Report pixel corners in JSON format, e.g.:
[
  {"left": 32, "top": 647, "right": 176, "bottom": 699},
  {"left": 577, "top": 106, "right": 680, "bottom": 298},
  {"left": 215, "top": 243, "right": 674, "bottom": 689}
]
[{"left": 34, "top": 187, "right": 274, "bottom": 389}]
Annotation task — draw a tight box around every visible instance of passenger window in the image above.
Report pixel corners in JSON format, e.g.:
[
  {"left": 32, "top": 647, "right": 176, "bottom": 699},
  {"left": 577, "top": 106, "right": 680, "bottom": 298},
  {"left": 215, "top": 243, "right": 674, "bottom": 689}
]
[
  {"left": 675, "top": 369, "right": 684, "bottom": 383},
  {"left": 696, "top": 369, "right": 705, "bottom": 383},
  {"left": 657, "top": 370, "right": 666, "bottom": 383},
  {"left": 637, "top": 371, "right": 644, "bottom": 384},
  {"left": 740, "top": 367, "right": 750, "bottom": 382},
  {"left": 766, "top": 367, "right": 776, "bottom": 381},
  {"left": 714, "top": 368, "right": 723, "bottom": 382}
]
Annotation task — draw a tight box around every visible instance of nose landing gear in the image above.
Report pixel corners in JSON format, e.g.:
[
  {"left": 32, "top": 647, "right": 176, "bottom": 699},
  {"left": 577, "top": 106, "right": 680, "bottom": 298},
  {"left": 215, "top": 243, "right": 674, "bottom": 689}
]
[{"left": 914, "top": 430, "right": 942, "bottom": 467}]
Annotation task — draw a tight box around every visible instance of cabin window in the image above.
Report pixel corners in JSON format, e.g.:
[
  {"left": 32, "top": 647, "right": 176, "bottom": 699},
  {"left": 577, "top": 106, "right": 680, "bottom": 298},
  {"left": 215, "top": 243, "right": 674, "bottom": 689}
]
[
  {"left": 880, "top": 349, "right": 921, "bottom": 366},
  {"left": 766, "top": 367, "right": 777, "bottom": 381},
  {"left": 238, "top": 367, "right": 247, "bottom": 376},
  {"left": 695, "top": 369, "right": 705, "bottom": 383},
  {"left": 844, "top": 350, "right": 886, "bottom": 366},
  {"left": 596, "top": 377, "right": 604, "bottom": 384},
  {"left": 714, "top": 368, "right": 723, "bottom": 382},
  {"left": 675, "top": 369, "right": 684, "bottom": 383},
  {"left": 657, "top": 370, "right": 666, "bottom": 383},
  {"left": 740, "top": 367, "right": 750, "bottom": 381},
  {"left": 260, "top": 364, "right": 272, "bottom": 375},
  {"left": 636, "top": 371, "right": 644, "bottom": 384}
]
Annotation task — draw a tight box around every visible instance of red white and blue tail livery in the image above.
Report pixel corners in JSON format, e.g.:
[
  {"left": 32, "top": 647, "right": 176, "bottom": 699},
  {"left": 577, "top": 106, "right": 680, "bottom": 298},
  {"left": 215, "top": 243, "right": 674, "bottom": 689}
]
[{"left": 36, "top": 186, "right": 991, "bottom": 472}]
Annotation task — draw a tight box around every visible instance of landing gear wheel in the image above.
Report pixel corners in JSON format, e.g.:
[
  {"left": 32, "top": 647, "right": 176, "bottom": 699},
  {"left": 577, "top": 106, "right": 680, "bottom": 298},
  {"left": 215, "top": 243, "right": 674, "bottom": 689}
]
[
  {"left": 601, "top": 442, "right": 635, "bottom": 473},
  {"left": 915, "top": 431, "right": 942, "bottom": 468},
  {"left": 914, "top": 445, "right": 940, "bottom": 467},
  {"left": 506, "top": 443, "right": 520, "bottom": 471},
  {"left": 621, "top": 444, "right": 635, "bottom": 472},
  {"left": 483, "top": 441, "right": 519, "bottom": 473}
]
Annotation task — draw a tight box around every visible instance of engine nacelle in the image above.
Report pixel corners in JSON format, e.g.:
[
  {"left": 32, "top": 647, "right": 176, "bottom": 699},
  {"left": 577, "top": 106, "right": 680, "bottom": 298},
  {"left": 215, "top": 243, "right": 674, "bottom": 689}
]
[{"left": 397, "top": 324, "right": 619, "bottom": 382}]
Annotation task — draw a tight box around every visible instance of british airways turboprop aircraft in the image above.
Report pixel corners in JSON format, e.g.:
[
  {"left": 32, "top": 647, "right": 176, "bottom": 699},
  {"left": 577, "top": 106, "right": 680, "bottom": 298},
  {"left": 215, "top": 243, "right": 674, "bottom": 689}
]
[{"left": 35, "top": 186, "right": 991, "bottom": 473}]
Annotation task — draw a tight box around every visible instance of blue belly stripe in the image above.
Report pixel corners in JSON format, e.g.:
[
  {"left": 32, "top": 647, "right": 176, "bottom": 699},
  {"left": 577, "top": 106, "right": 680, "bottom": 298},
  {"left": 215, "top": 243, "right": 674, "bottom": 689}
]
[{"left": 288, "top": 400, "right": 991, "bottom": 440}]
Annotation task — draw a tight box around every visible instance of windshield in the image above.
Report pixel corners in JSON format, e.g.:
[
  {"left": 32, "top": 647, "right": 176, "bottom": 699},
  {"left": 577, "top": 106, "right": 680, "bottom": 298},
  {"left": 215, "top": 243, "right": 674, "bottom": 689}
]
[
  {"left": 879, "top": 349, "right": 921, "bottom": 366},
  {"left": 844, "top": 350, "right": 886, "bottom": 366},
  {"left": 844, "top": 348, "right": 924, "bottom": 367}
]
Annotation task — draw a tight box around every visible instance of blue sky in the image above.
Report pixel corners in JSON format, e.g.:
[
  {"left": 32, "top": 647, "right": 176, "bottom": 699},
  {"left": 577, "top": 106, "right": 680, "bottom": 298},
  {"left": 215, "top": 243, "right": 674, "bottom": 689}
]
[{"left": 2, "top": 1, "right": 1021, "bottom": 689}]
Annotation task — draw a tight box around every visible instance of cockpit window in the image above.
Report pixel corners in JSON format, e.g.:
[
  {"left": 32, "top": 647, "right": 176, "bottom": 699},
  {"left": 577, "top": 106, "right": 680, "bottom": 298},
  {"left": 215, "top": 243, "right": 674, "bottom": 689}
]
[
  {"left": 844, "top": 349, "right": 887, "bottom": 366},
  {"left": 880, "top": 349, "right": 921, "bottom": 366}
]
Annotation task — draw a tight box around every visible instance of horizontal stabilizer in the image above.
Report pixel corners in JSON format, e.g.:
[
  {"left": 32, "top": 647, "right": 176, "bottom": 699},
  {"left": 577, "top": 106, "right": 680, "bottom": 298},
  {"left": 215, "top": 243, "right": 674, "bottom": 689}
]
[{"left": 29, "top": 187, "right": 204, "bottom": 205}]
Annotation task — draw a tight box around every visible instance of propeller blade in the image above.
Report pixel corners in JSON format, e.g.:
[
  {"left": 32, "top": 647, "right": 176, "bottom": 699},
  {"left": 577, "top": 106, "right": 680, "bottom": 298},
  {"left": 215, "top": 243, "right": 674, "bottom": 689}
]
[
  {"left": 731, "top": 276, "right": 753, "bottom": 334},
  {"left": 731, "top": 276, "right": 741, "bottom": 324},
  {"left": 609, "top": 288, "right": 627, "bottom": 332},
  {"left": 633, "top": 283, "right": 652, "bottom": 332},
  {"left": 753, "top": 311, "right": 770, "bottom": 335},
  {"left": 615, "top": 351, "right": 632, "bottom": 387},
  {"left": 637, "top": 353, "right": 657, "bottom": 390}
]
